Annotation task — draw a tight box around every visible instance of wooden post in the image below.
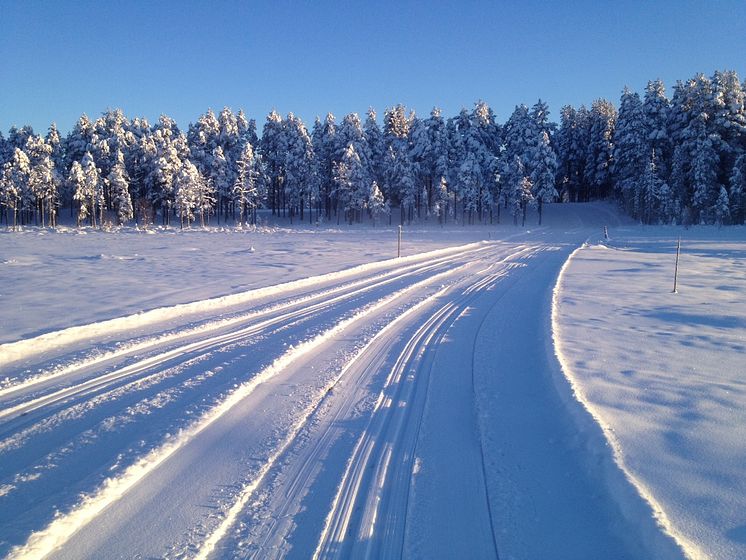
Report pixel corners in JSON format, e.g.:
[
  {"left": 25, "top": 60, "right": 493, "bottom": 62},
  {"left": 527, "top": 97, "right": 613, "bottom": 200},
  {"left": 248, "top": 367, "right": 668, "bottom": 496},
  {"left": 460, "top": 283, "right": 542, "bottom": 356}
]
[
  {"left": 672, "top": 236, "right": 681, "bottom": 293},
  {"left": 397, "top": 225, "right": 402, "bottom": 258}
]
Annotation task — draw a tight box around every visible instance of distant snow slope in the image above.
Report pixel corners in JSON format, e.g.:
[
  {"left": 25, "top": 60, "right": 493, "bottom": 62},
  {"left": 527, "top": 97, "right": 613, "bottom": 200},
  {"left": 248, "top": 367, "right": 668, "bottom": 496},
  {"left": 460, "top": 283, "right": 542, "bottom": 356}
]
[{"left": 554, "top": 225, "right": 746, "bottom": 560}]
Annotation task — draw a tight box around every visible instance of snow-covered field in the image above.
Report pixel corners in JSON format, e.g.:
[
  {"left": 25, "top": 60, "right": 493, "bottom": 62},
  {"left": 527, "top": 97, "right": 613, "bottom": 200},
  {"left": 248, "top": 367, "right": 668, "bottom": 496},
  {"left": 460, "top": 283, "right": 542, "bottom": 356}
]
[
  {"left": 554, "top": 225, "right": 746, "bottom": 560},
  {"left": 0, "top": 222, "right": 504, "bottom": 345},
  {"left": 0, "top": 203, "right": 741, "bottom": 559}
]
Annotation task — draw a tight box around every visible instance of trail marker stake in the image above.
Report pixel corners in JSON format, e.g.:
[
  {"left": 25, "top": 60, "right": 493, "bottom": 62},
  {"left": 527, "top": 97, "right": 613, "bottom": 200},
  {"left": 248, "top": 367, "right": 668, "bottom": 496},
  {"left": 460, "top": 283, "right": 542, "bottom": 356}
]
[
  {"left": 672, "top": 236, "right": 681, "bottom": 293},
  {"left": 397, "top": 225, "right": 402, "bottom": 258}
]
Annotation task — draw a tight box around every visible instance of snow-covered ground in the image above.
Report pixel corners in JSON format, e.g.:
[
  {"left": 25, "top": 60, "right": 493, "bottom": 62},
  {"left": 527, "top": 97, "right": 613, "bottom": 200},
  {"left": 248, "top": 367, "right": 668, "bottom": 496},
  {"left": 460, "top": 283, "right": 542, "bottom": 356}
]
[
  {"left": 554, "top": 225, "right": 746, "bottom": 560},
  {"left": 0, "top": 222, "right": 502, "bottom": 345},
  {"left": 1, "top": 203, "right": 739, "bottom": 559}
]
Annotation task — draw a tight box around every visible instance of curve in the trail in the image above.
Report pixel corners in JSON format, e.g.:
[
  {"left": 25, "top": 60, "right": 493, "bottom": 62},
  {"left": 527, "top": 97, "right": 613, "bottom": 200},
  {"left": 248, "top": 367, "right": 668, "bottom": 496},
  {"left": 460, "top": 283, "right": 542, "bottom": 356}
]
[
  {"left": 2, "top": 208, "right": 675, "bottom": 560},
  {"left": 551, "top": 245, "right": 696, "bottom": 559}
]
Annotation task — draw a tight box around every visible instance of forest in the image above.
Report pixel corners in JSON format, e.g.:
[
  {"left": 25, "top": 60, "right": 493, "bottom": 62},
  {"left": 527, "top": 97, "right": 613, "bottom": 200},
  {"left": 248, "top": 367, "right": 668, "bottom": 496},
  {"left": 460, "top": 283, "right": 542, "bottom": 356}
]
[{"left": 1, "top": 70, "right": 744, "bottom": 230}]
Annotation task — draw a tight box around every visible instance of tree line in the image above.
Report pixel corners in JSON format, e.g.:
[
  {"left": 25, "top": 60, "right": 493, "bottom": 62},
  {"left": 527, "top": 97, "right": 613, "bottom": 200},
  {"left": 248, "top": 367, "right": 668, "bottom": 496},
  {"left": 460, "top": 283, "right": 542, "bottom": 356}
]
[{"left": 1, "top": 70, "right": 744, "bottom": 230}]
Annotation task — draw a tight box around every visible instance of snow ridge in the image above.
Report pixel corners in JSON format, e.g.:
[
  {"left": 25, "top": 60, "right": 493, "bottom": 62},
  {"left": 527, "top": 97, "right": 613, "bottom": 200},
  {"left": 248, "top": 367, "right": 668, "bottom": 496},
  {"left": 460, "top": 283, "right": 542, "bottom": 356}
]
[
  {"left": 0, "top": 243, "right": 486, "bottom": 413},
  {"left": 0, "top": 241, "right": 486, "bottom": 370},
  {"left": 193, "top": 284, "right": 452, "bottom": 560},
  {"left": 551, "top": 243, "right": 702, "bottom": 560},
  {"left": 7, "top": 258, "right": 469, "bottom": 560}
]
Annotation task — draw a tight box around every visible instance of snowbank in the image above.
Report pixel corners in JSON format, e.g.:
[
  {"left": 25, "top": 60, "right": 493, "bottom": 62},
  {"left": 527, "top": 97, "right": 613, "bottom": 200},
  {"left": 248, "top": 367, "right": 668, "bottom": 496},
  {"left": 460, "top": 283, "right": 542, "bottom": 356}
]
[{"left": 553, "top": 226, "right": 746, "bottom": 560}]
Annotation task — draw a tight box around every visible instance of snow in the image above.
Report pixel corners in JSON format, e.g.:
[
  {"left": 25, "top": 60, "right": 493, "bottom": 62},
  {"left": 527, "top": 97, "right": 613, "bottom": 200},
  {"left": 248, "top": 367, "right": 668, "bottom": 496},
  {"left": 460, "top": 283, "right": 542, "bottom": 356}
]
[
  {"left": 0, "top": 224, "right": 494, "bottom": 345},
  {"left": 554, "top": 225, "right": 746, "bottom": 560},
  {"left": 0, "top": 203, "right": 742, "bottom": 559}
]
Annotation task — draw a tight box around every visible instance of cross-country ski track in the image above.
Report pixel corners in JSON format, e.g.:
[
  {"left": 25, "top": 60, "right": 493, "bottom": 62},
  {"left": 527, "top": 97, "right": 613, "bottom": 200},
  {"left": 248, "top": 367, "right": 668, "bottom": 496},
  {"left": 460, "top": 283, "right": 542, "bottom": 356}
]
[{"left": 1, "top": 215, "right": 684, "bottom": 559}]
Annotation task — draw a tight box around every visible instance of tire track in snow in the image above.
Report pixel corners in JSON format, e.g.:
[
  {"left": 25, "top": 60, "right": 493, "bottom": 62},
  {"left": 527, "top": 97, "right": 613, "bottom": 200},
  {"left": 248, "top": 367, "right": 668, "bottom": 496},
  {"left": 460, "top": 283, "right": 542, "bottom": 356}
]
[
  {"left": 191, "top": 283, "right": 458, "bottom": 560},
  {"left": 0, "top": 243, "right": 494, "bottom": 404},
  {"left": 0, "top": 244, "right": 498, "bottom": 426},
  {"left": 0, "top": 247, "right": 504, "bottom": 531},
  {"left": 313, "top": 247, "right": 541, "bottom": 560},
  {"left": 6, "top": 252, "right": 477, "bottom": 560},
  {"left": 0, "top": 242, "right": 487, "bottom": 373}
]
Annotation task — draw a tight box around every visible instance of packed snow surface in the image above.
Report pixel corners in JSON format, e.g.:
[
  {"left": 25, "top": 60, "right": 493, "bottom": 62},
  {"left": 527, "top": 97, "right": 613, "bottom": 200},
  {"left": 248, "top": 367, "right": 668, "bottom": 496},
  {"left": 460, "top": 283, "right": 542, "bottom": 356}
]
[
  {"left": 1, "top": 203, "right": 734, "bottom": 559},
  {"left": 554, "top": 225, "right": 746, "bottom": 560}
]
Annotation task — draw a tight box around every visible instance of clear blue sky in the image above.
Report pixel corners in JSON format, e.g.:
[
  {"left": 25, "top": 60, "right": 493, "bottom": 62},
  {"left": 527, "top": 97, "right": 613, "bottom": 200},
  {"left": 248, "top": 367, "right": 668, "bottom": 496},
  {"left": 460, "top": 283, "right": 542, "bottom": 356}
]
[{"left": 1, "top": 0, "right": 744, "bottom": 134}]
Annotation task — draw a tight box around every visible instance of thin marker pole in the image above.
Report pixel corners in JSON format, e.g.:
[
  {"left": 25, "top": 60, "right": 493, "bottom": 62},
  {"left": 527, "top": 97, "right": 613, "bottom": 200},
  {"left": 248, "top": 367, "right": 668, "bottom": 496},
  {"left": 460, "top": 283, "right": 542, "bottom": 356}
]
[
  {"left": 672, "top": 236, "right": 681, "bottom": 293},
  {"left": 397, "top": 225, "right": 402, "bottom": 258}
]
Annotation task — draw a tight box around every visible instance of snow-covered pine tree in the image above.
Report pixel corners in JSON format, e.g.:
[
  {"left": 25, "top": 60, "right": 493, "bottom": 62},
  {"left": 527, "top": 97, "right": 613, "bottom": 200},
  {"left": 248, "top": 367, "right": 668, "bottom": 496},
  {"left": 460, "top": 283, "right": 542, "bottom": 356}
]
[
  {"left": 92, "top": 109, "right": 131, "bottom": 182},
  {"left": 0, "top": 132, "right": 9, "bottom": 168},
  {"left": 218, "top": 107, "right": 240, "bottom": 162},
  {"left": 237, "top": 110, "right": 259, "bottom": 147},
  {"left": 187, "top": 109, "right": 220, "bottom": 177},
  {"left": 505, "top": 155, "right": 528, "bottom": 225},
  {"left": 127, "top": 130, "right": 156, "bottom": 223},
  {"left": 194, "top": 167, "right": 215, "bottom": 227},
  {"left": 64, "top": 115, "right": 95, "bottom": 171},
  {"left": 574, "top": 105, "right": 592, "bottom": 200},
  {"left": 457, "top": 151, "right": 480, "bottom": 223},
  {"left": 469, "top": 101, "right": 499, "bottom": 221},
  {"left": 108, "top": 150, "right": 133, "bottom": 225},
  {"left": 22, "top": 134, "right": 54, "bottom": 226},
  {"left": 368, "top": 180, "right": 388, "bottom": 226},
  {"left": 1, "top": 148, "right": 31, "bottom": 229},
  {"left": 384, "top": 104, "right": 411, "bottom": 142},
  {"left": 46, "top": 123, "right": 65, "bottom": 179},
  {"left": 711, "top": 71, "right": 746, "bottom": 188},
  {"left": 383, "top": 105, "right": 415, "bottom": 223},
  {"left": 529, "top": 99, "right": 553, "bottom": 139},
  {"left": 209, "top": 146, "right": 231, "bottom": 220},
  {"left": 584, "top": 99, "right": 616, "bottom": 199},
  {"left": 150, "top": 138, "right": 181, "bottom": 225},
  {"left": 530, "top": 131, "right": 558, "bottom": 225},
  {"left": 691, "top": 116, "right": 721, "bottom": 224},
  {"left": 174, "top": 160, "right": 209, "bottom": 228},
  {"left": 261, "top": 110, "right": 287, "bottom": 216},
  {"left": 217, "top": 108, "right": 241, "bottom": 216},
  {"left": 68, "top": 160, "right": 87, "bottom": 226},
  {"left": 714, "top": 185, "right": 730, "bottom": 227},
  {"left": 520, "top": 175, "right": 534, "bottom": 226},
  {"left": 555, "top": 106, "right": 579, "bottom": 202},
  {"left": 472, "top": 100, "right": 502, "bottom": 156},
  {"left": 424, "top": 108, "right": 450, "bottom": 218},
  {"left": 433, "top": 175, "right": 450, "bottom": 223},
  {"left": 338, "top": 114, "right": 368, "bottom": 159},
  {"left": 502, "top": 105, "right": 533, "bottom": 173},
  {"left": 284, "top": 113, "right": 315, "bottom": 223},
  {"left": 612, "top": 88, "right": 648, "bottom": 217},
  {"left": 364, "top": 109, "right": 386, "bottom": 192},
  {"left": 233, "top": 142, "right": 262, "bottom": 226},
  {"left": 31, "top": 148, "right": 58, "bottom": 227},
  {"left": 640, "top": 151, "right": 665, "bottom": 224},
  {"left": 408, "top": 115, "right": 429, "bottom": 218},
  {"left": 333, "top": 143, "right": 368, "bottom": 224},
  {"left": 729, "top": 154, "right": 746, "bottom": 224},
  {"left": 77, "top": 152, "right": 105, "bottom": 227},
  {"left": 642, "top": 80, "right": 671, "bottom": 178},
  {"left": 311, "top": 114, "right": 338, "bottom": 220}
]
